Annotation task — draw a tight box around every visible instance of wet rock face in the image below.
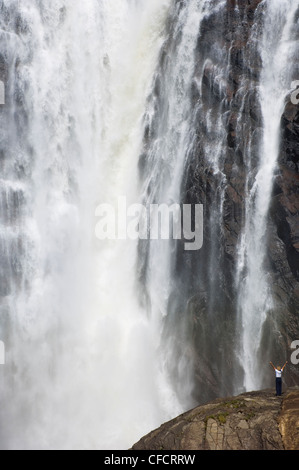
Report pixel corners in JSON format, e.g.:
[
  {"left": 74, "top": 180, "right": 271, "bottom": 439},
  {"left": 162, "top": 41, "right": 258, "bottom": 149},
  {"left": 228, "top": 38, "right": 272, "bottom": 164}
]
[
  {"left": 274, "top": 100, "right": 299, "bottom": 283},
  {"left": 261, "top": 100, "right": 299, "bottom": 386},
  {"left": 177, "top": 0, "right": 299, "bottom": 399},
  {"left": 177, "top": 0, "right": 267, "bottom": 401},
  {"left": 140, "top": 0, "right": 299, "bottom": 405},
  {"left": 132, "top": 388, "right": 299, "bottom": 450}
]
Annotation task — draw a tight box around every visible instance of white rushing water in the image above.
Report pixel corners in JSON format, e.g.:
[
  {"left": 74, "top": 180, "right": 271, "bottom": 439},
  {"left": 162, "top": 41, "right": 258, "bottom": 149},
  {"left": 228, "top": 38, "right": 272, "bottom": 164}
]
[
  {"left": 0, "top": 0, "right": 181, "bottom": 450},
  {"left": 236, "top": 0, "right": 299, "bottom": 392},
  {"left": 138, "top": 0, "right": 209, "bottom": 407}
]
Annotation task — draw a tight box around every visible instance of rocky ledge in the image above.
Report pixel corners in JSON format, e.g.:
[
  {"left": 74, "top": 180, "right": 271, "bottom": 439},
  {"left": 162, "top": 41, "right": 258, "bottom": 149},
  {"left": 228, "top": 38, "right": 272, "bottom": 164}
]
[{"left": 132, "top": 388, "right": 299, "bottom": 450}]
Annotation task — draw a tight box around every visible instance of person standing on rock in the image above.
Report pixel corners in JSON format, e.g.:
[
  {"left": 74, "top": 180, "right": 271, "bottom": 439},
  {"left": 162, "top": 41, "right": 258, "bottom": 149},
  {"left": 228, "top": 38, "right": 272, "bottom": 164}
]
[{"left": 269, "top": 361, "right": 288, "bottom": 396}]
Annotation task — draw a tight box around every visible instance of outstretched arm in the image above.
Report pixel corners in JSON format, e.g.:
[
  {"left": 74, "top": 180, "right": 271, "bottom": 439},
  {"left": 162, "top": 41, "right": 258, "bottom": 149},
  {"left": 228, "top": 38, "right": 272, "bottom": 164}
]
[
  {"left": 269, "top": 361, "right": 275, "bottom": 370},
  {"left": 282, "top": 361, "right": 288, "bottom": 371}
]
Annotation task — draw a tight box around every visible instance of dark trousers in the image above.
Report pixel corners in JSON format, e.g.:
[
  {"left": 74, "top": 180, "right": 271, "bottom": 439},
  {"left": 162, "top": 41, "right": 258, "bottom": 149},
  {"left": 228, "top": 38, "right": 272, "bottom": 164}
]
[{"left": 276, "top": 377, "right": 282, "bottom": 396}]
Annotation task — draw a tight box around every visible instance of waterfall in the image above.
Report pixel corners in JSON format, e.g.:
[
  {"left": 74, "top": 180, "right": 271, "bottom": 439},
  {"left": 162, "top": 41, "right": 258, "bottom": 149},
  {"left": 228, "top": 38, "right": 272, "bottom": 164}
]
[
  {"left": 0, "top": 0, "right": 298, "bottom": 451},
  {"left": 139, "top": 0, "right": 298, "bottom": 403},
  {"left": 236, "top": 0, "right": 299, "bottom": 392},
  {"left": 137, "top": 0, "right": 210, "bottom": 411},
  {"left": 0, "top": 0, "right": 177, "bottom": 450}
]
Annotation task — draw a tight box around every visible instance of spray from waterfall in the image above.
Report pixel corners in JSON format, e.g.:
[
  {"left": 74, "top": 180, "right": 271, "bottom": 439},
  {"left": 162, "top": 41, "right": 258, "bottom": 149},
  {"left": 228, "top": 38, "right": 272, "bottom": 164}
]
[{"left": 0, "top": 0, "right": 178, "bottom": 450}]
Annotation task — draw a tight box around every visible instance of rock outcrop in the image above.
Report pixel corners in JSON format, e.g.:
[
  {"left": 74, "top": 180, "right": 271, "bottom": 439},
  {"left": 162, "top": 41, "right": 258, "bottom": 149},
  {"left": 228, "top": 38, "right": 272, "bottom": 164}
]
[
  {"left": 279, "top": 388, "right": 299, "bottom": 450},
  {"left": 132, "top": 388, "right": 299, "bottom": 450}
]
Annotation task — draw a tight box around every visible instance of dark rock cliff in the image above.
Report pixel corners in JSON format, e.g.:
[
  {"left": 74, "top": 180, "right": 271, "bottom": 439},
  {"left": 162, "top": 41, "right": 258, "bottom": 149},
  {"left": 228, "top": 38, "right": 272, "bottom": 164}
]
[
  {"left": 139, "top": 0, "right": 299, "bottom": 404},
  {"left": 179, "top": 0, "right": 268, "bottom": 402},
  {"left": 132, "top": 387, "right": 299, "bottom": 450},
  {"left": 260, "top": 98, "right": 299, "bottom": 388}
]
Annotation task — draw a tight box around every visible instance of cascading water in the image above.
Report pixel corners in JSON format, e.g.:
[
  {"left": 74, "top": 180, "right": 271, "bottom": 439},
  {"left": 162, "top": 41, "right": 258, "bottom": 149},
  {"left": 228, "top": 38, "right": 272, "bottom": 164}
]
[
  {"left": 139, "top": 0, "right": 299, "bottom": 403},
  {"left": 236, "top": 0, "right": 299, "bottom": 392},
  {"left": 137, "top": 0, "right": 210, "bottom": 410},
  {"left": 0, "top": 0, "right": 298, "bottom": 451},
  {"left": 0, "top": 0, "right": 180, "bottom": 450}
]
